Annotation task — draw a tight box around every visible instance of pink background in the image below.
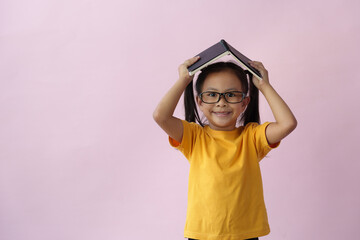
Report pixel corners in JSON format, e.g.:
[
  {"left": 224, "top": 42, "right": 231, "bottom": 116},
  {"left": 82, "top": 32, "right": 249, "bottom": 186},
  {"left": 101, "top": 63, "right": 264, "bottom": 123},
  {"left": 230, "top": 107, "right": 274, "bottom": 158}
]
[{"left": 1, "top": 0, "right": 359, "bottom": 239}]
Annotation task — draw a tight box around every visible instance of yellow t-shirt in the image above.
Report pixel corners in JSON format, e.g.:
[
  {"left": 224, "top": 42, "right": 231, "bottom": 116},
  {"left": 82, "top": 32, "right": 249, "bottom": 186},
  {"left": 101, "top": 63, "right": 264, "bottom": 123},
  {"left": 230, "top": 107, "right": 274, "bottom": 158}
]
[{"left": 169, "top": 120, "right": 279, "bottom": 240}]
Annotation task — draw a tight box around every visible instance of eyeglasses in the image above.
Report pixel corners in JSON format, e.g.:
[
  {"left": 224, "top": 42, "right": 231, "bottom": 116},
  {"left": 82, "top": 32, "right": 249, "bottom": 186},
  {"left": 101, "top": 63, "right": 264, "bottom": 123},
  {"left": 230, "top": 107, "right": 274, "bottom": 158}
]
[{"left": 199, "top": 91, "right": 246, "bottom": 104}]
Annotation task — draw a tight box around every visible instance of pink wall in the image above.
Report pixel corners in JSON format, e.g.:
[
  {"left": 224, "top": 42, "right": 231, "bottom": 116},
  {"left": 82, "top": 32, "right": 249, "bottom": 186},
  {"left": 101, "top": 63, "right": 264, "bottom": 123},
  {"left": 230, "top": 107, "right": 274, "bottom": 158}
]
[{"left": 1, "top": 0, "right": 359, "bottom": 239}]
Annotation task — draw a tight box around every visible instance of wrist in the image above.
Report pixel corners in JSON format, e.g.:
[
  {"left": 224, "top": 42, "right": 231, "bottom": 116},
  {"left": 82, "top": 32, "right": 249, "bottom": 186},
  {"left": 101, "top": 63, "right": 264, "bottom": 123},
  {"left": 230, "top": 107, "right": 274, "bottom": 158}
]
[
  {"left": 258, "top": 81, "right": 272, "bottom": 93},
  {"left": 177, "top": 76, "right": 192, "bottom": 87}
]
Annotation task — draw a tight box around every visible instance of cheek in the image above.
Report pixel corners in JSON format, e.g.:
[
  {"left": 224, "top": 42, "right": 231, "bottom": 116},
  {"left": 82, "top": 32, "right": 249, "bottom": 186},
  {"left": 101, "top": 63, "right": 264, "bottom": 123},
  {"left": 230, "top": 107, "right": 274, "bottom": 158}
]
[
  {"left": 199, "top": 104, "right": 211, "bottom": 113},
  {"left": 234, "top": 104, "right": 246, "bottom": 113},
  {"left": 199, "top": 103, "right": 215, "bottom": 115}
]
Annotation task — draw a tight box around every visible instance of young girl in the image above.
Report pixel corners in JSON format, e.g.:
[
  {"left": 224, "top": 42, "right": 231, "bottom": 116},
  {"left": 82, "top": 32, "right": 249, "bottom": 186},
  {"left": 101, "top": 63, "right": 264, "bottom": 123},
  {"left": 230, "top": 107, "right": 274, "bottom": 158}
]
[{"left": 153, "top": 56, "right": 297, "bottom": 240}]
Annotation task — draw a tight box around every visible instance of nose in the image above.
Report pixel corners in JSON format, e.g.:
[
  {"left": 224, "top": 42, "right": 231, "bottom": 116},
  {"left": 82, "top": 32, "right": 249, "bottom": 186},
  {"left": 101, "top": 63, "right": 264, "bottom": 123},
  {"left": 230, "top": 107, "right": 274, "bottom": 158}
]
[{"left": 216, "top": 94, "right": 227, "bottom": 106}]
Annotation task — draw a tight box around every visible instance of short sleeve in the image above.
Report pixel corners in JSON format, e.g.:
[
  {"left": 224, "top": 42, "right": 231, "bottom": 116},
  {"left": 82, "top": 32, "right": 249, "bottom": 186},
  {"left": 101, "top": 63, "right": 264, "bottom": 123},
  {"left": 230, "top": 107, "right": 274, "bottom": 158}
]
[
  {"left": 169, "top": 120, "right": 201, "bottom": 160},
  {"left": 248, "top": 122, "right": 280, "bottom": 160}
]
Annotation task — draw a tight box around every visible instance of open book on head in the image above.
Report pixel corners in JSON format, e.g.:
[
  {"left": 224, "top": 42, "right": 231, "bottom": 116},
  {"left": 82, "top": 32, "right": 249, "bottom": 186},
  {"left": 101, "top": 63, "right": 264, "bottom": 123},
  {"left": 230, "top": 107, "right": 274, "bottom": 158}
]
[{"left": 187, "top": 39, "right": 262, "bottom": 80}]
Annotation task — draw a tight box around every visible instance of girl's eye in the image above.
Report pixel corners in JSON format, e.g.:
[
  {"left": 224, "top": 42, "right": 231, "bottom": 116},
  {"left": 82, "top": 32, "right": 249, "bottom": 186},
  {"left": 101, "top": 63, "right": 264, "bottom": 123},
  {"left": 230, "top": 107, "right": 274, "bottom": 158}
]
[
  {"left": 226, "top": 92, "right": 236, "bottom": 97},
  {"left": 207, "top": 92, "right": 217, "bottom": 97}
]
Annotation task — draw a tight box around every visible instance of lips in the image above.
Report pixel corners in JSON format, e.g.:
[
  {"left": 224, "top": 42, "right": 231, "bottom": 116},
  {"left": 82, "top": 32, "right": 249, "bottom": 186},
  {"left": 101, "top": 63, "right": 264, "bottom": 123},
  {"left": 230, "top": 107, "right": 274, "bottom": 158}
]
[{"left": 213, "top": 111, "right": 231, "bottom": 116}]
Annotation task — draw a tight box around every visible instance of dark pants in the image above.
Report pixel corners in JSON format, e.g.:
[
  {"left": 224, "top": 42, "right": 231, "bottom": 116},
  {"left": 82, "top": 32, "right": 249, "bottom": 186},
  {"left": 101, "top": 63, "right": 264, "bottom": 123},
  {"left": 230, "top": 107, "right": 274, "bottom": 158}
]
[{"left": 189, "top": 238, "right": 258, "bottom": 240}]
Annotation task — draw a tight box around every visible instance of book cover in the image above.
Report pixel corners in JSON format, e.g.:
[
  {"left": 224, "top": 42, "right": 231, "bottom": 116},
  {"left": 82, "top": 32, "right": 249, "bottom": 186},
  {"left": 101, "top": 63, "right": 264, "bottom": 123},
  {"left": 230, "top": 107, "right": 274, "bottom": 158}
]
[{"left": 188, "top": 39, "right": 262, "bottom": 80}]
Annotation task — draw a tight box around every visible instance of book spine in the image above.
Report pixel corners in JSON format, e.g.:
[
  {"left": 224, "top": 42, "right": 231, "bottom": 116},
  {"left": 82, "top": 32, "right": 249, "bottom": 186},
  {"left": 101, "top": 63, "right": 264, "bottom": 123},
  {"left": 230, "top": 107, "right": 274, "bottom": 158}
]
[{"left": 220, "top": 39, "right": 230, "bottom": 51}]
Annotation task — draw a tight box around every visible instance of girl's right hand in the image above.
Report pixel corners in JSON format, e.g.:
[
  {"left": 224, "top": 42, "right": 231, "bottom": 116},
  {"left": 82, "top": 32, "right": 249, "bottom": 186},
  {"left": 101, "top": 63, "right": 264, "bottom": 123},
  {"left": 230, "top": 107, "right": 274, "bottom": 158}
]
[{"left": 178, "top": 56, "right": 200, "bottom": 83}]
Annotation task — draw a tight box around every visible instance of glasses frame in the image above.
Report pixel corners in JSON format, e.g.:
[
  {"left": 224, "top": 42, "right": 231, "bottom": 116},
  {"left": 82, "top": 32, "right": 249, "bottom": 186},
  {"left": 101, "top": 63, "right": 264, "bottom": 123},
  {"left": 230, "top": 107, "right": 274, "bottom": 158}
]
[{"left": 199, "top": 91, "right": 246, "bottom": 104}]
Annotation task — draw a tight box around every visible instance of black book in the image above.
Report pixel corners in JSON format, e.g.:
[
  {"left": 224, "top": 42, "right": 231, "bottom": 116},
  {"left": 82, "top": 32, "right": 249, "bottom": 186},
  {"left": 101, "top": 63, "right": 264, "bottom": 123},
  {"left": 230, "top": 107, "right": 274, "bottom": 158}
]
[{"left": 187, "top": 39, "right": 262, "bottom": 80}]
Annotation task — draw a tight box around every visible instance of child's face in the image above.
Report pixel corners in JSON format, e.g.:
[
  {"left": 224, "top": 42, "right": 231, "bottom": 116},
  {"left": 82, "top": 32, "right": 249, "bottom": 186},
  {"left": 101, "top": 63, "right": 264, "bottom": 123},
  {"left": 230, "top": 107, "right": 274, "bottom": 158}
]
[{"left": 196, "top": 70, "right": 249, "bottom": 131}]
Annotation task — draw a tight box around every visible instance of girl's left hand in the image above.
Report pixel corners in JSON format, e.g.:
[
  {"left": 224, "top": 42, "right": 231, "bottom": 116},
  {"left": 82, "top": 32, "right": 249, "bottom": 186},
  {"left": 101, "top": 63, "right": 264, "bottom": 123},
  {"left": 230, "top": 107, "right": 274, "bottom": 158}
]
[{"left": 249, "top": 61, "right": 270, "bottom": 90}]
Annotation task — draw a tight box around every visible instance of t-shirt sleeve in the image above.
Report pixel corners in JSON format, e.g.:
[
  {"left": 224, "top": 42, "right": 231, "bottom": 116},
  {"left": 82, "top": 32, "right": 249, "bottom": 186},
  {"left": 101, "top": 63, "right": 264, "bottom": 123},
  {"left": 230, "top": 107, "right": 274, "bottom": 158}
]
[
  {"left": 249, "top": 122, "right": 280, "bottom": 161},
  {"left": 169, "top": 120, "right": 200, "bottom": 160}
]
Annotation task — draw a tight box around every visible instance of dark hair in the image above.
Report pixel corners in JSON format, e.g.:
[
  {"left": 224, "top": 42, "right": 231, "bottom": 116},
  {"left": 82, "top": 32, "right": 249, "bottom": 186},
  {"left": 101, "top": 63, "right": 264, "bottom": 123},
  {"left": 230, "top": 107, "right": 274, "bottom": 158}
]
[{"left": 184, "top": 61, "right": 260, "bottom": 127}]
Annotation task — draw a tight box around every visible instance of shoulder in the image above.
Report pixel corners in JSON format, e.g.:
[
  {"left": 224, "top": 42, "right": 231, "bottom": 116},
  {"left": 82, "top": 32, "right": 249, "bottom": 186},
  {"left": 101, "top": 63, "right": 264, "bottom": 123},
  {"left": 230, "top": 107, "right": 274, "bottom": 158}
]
[
  {"left": 243, "top": 122, "right": 260, "bottom": 130},
  {"left": 181, "top": 120, "right": 204, "bottom": 136},
  {"left": 243, "top": 122, "right": 271, "bottom": 132},
  {"left": 182, "top": 119, "right": 202, "bottom": 129}
]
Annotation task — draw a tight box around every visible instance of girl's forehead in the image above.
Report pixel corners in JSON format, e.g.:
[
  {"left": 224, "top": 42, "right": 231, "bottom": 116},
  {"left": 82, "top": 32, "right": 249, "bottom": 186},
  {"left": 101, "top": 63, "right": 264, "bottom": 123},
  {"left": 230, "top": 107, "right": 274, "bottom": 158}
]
[{"left": 202, "top": 71, "right": 243, "bottom": 90}]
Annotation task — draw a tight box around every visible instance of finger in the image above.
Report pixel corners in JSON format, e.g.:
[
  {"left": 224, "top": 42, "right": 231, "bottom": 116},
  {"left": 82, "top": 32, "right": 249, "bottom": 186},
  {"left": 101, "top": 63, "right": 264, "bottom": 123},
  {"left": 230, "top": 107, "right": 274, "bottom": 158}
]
[
  {"left": 249, "top": 61, "right": 266, "bottom": 71},
  {"left": 184, "top": 56, "right": 200, "bottom": 67},
  {"left": 184, "top": 56, "right": 200, "bottom": 66},
  {"left": 249, "top": 61, "right": 264, "bottom": 67},
  {"left": 249, "top": 62, "right": 261, "bottom": 71}
]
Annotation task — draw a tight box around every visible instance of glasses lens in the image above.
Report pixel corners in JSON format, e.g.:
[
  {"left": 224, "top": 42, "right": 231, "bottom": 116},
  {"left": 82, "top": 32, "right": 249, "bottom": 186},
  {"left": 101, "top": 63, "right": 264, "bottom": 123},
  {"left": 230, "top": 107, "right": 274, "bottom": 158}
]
[
  {"left": 225, "top": 92, "right": 244, "bottom": 103},
  {"left": 201, "top": 92, "right": 219, "bottom": 103}
]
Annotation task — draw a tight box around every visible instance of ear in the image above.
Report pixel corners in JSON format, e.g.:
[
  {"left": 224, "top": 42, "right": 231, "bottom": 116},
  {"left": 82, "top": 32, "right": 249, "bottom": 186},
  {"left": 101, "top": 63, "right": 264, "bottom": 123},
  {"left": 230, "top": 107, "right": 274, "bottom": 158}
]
[
  {"left": 242, "top": 96, "right": 250, "bottom": 108},
  {"left": 196, "top": 96, "right": 204, "bottom": 110}
]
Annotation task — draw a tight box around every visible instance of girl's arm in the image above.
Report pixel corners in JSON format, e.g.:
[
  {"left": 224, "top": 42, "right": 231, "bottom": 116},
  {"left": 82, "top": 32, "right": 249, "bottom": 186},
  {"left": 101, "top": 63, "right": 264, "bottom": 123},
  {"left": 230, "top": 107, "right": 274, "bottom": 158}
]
[
  {"left": 249, "top": 61, "right": 297, "bottom": 145},
  {"left": 153, "top": 56, "right": 200, "bottom": 143}
]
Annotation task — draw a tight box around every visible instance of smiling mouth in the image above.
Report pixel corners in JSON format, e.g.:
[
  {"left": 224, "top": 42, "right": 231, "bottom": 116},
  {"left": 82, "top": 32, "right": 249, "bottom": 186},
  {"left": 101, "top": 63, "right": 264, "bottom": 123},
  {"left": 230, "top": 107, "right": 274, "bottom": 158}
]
[{"left": 213, "top": 111, "right": 231, "bottom": 116}]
